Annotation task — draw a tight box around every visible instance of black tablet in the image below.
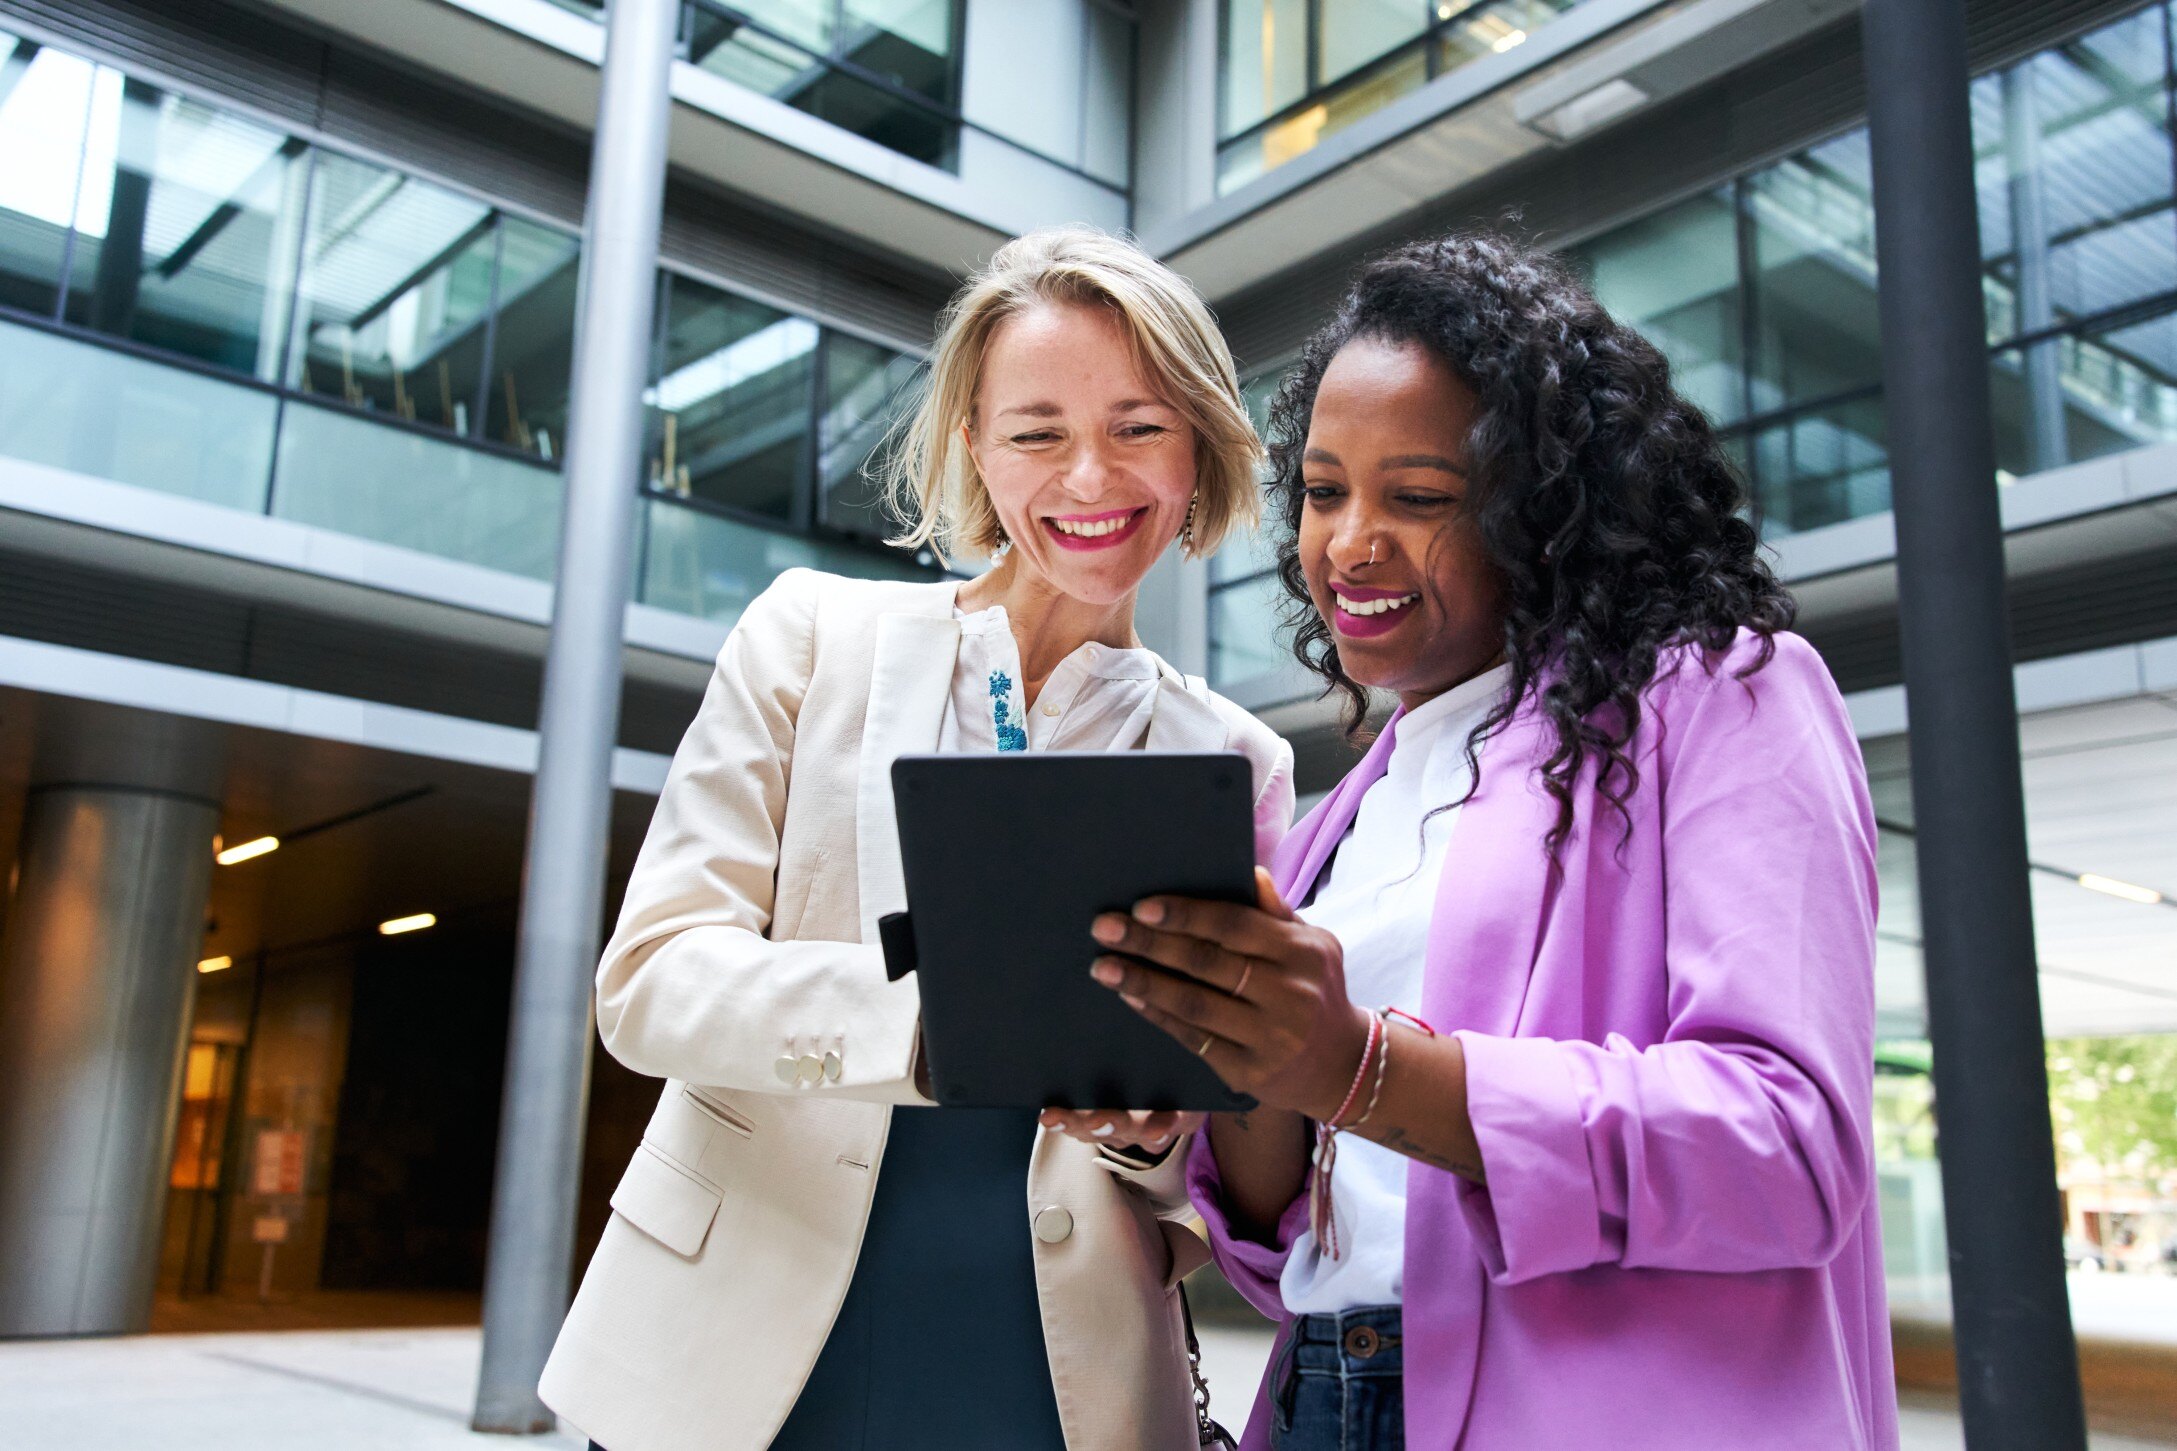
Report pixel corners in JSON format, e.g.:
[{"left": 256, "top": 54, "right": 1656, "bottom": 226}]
[{"left": 886, "top": 752, "right": 1258, "bottom": 1112}]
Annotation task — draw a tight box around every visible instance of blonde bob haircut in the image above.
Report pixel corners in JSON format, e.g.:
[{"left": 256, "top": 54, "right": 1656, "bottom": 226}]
[{"left": 883, "top": 227, "right": 1262, "bottom": 562}]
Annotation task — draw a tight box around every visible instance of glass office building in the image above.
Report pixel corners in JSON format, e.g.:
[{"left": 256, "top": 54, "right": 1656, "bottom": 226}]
[{"left": 0, "top": 0, "right": 2169, "bottom": 1433}]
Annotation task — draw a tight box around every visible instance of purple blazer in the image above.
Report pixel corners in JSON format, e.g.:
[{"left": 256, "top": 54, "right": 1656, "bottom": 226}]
[{"left": 1188, "top": 631, "right": 1898, "bottom": 1450}]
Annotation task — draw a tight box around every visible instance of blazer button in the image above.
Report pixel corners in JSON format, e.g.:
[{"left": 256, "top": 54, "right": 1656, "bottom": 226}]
[
  {"left": 1033, "top": 1205, "right": 1073, "bottom": 1244},
  {"left": 796, "top": 1054, "right": 825, "bottom": 1087},
  {"left": 823, "top": 1050, "right": 843, "bottom": 1083},
  {"left": 774, "top": 1056, "right": 799, "bottom": 1085}
]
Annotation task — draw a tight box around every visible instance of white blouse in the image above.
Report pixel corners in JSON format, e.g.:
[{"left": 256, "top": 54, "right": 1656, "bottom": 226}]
[
  {"left": 939, "top": 604, "right": 1164, "bottom": 754},
  {"left": 1278, "top": 661, "right": 1513, "bottom": 1315}
]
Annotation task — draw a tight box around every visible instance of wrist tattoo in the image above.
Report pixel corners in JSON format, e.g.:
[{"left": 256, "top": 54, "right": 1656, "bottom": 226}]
[{"left": 1378, "top": 1126, "right": 1486, "bottom": 1183}]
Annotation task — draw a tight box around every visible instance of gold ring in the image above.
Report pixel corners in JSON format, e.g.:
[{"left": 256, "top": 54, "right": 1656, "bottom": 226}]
[
  {"left": 1196, "top": 1033, "right": 1215, "bottom": 1057},
  {"left": 1231, "top": 960, "right": 1254, "bottom": 1000}
]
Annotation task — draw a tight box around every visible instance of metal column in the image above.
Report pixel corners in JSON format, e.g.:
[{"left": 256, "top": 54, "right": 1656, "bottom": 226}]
[
  {"left": 0, "top": 785, "right": 218, "bottom": 1337},
  {"left": 1860, "top": 3, "right": 2087, "bottom": 1448},
  {"left": 472, "top": 0, "right": 678, "bottom": 1432}
]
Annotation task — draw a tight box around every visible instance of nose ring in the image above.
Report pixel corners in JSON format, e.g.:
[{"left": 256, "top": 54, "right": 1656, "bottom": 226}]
[{"left": 1366, "top": 540, "right": 1378, "bottom": 565}]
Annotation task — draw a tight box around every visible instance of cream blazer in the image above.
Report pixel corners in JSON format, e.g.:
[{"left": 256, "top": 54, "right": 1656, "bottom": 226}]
[{"left": 540, "top": 567, "right": 1295, "bottom": 1451}]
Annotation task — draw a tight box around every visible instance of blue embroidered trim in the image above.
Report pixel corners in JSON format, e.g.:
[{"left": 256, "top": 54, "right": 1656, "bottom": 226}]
[{"left": 988, "top": 670, "right": 1028, "bottom": 752}]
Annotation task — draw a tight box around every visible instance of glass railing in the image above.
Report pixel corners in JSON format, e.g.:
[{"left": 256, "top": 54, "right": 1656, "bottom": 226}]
[
  {"left": 0, "top": 319, "right": 278, "bottom": 514},
  {"left": 1, "top": 312, "right": 934, "bottom": 630},
  {"left": 270, "top": 400, "right": 566, "bottom": 580},
  {"left": 639, "top": 494, "right": 930, "bottom": 623}
]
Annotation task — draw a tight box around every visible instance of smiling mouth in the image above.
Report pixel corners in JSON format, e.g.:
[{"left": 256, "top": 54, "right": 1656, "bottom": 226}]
[
  {"left": 1042, "top": 508, "right": 1148, "bottom": 550},
  {"left": 1329, "top": 588, "right": 1421, "bottom": 638},
  {"left": 1333, "top": 591, "right": 1420, "bottom": 617}
]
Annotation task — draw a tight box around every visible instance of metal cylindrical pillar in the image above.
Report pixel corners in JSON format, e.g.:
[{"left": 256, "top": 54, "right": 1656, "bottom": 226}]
[
  {"left": 1861, "top": 2, "right": 2088, "bottom": 1447},
  {"left": 472, "top": 0, "right": 679, "bottom": 1433},
  {"left": 0, "top": 786, "right": 217, "bottom": 1337}
]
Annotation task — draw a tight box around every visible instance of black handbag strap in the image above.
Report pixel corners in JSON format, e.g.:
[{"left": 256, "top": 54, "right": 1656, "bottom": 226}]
[{"left": 1178, "top": 1282, "right": 1238, "bottom": 1450}]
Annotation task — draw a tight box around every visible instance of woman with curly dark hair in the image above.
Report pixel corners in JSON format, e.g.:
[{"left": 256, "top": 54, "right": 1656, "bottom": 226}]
[{"left": 1085, "top": 233, "right": 1896, "bottom": 1449}]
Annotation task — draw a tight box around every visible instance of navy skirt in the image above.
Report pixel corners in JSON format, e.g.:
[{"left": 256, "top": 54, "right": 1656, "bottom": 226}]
[
  {"left": 773, "top": 1104, "right": 1065, "bottom": 1449},
  {"left": 590, "top": 1106, "right": 1064, "bottom": 1450}
]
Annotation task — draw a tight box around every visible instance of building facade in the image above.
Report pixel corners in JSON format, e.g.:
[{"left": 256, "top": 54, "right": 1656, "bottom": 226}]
[{"left": 0, "top": 0, "right": 2169, "bottom": 1374}]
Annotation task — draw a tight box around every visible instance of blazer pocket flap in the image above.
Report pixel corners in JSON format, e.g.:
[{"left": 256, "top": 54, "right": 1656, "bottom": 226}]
[{"left": 611, "top": 1143, "right": 722, "bottom": 1259}]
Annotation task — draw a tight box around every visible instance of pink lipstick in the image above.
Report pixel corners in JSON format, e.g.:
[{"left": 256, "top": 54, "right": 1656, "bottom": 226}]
[{"left": 1042, "top": 506, "right": 1148, "bottom": 552}]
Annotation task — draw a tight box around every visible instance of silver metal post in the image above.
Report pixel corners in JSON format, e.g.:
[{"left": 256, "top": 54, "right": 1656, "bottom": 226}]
[{"left": 472, "top": 0, "right": 678, "bottom": 1432}]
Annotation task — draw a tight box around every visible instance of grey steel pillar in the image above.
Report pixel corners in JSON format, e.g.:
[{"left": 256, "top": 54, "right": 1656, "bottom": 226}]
[
  {"left": 472, "top": 0, "right": 678, "bottom": 1433},
  {"left": 2001, "top": 65, "right": 2066, "bottom": 474},
  {"left": 0, "top": 785, "right": 217, "bottom": 1336},
  {"left": 1861, "top": 2, "right": 2088, "bottom": 1448}
]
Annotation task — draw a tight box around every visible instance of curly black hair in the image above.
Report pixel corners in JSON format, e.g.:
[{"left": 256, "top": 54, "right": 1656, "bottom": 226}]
[{"left": 1266, "top": 231, "right": 1796, "bottom": 851}]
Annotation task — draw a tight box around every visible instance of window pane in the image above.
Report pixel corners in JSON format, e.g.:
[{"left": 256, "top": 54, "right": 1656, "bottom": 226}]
[
  {"left": 1081, "top": 0, "right": 1133, "bottom": 188},
  {"left": 1574, "top": 188, "right": 1744, "bottom": 426},
  {"left": 1208, "top": 514, "right": 1282, "bottom": 586},
  {"left": 1975, "top": 14, "right": 2177, "bottom": 344},
  {"left": 483, "top": 216, "right": 579, "bottom": 461},
  {"left": 734, "top": 0, "right": 835, "bottom": 54},
  {"left": 1993, "top": 306, "right": 2177, "bottom": 479},
  {"left": 1222, "top": 0, "right": 1307, "bottom": 138},
  {"left": 689, "top": 14, "right": 955, "bottom": 168},
  {"left": 0, "top": 36, "right": 98, "bottom": 317},
  {"left": 842, "top": 0, "right": 958, "bottom": 104},
  {"left": 1221, "top": 40, "right": 1427, "bottom": 191},
  {"left": 1747, "top": 132, "right": 1884, "bottom": 415},
  {"left": 288, "top": 151, "right": 496, "bottom": 436},
  {"left": 650, "top": 275, "right": 816, "bottom": 522},
  {"left": 819, "top": 331, "right": 919, "bottom": 543},
  {"left": 1320, "top": 0, "right": 1426, "bottom": 87},
  {"left": 64, "top": 72, "right": 300, "bottom": 379},
  {"left": 1208, "top": 572, "right": 1291, "bottom": 685},
  {"left": 1751, "top": 395, "right": 1890, "bottom": 535},
  {"left": 796, "top": 65, "right": 956, "bottom": 167},
  {"left": 1433, "top": 0, "right": 1579, "bottom": 72}
]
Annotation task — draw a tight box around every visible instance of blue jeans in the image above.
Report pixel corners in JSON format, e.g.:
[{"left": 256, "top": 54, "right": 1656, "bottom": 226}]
[{"left": 1269, "top": 1305, "right": 1404, "bottom": 1451}]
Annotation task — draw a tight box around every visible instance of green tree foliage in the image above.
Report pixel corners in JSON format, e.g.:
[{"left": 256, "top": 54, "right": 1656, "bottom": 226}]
[{"left": 2046, "top": 1035, "right": 2177, "bottom": 1185}]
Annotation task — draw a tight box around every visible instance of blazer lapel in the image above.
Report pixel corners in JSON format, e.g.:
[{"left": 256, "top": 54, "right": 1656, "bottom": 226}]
[
  {"left": 1271, "top": 710, "right": 1404, "bottom": 904},
  {"left": 854, "top": 611, "right": 962, "bottom": 945},
  {"left": 1421, "top": 705, "right": 1557, "bottom": 1039}
]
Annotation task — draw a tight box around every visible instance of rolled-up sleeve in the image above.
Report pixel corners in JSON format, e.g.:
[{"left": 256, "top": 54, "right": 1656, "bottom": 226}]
[
  {"left": 1185, "top": 1131, "right": 1310, "bottom": 1321},
  {"left": 1451, "top": 637, "right": 1879, "bottom": 1283}
]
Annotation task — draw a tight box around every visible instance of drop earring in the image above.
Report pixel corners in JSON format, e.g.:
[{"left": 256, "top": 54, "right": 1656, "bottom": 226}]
[
  {"left": 992, "top": 522, "right": 1011, "bottom": 557},
  {"left": 1179, "top": 491, "right": 1200, "bottom": 556}
]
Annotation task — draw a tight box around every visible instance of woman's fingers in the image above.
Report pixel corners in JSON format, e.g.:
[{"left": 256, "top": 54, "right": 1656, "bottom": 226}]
[
  {"left": 1036, "top": 1108, "right": 1203, "bottom": 1153},
  {"left": 1092, "top": 954, "right": 1255, "bottom": 1041},
  {"left": 1124, "top": 997, "right": 1244, "bottom": 1083},
  {"left": 1125, "top": 894, "right": 1300, "bottom": 965},
  {"left": 1091, "top": 912, "right": 1248, "bottom": 989},
  {"left": 1254, "top": 866, "right": 1298, "bottom": 921}
]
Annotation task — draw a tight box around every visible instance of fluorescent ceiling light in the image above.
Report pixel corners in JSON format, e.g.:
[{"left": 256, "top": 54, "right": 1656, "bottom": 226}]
[
  {"left": 197, "top": 955, "right": 233, "bottom": 974},
  {"left": 2077, "top": 873, "right": 2164, "bottom": 906},
  {"left": 1528, "top": 78, "right": 1649, "bottom": 141},
  {"left": 1492, "top": 28, "right": 1529, "bottom": 54},
  {"left": 379, "top": 912, "right": 437, "bottom": 935},
  {"left": 216, "top": 835, "right": 279, "bottom": 866}
]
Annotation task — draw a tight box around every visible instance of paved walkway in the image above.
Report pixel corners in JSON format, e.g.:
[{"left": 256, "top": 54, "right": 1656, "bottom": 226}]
[{"left": 1, "top": 1323, "right": 2168, "bottom": 1449}]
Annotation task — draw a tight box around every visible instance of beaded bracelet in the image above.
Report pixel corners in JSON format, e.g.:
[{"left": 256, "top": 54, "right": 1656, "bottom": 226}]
[{"left": 1308, "top": 1009, "right": 1386, "bottom": 1262}]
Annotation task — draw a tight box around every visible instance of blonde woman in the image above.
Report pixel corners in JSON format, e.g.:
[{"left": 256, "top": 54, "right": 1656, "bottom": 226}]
[{"left": 540, "top": 228, "right": 1295, "bottom": 1451}]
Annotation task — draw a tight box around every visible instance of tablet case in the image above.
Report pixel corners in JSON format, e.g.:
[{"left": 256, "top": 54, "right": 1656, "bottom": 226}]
[{"left": 887, "top": 752, "right": 1259, "bottom": 1112}]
